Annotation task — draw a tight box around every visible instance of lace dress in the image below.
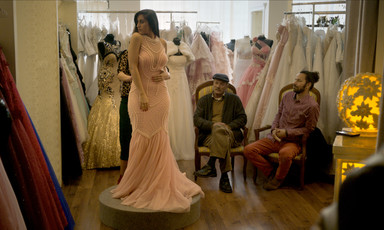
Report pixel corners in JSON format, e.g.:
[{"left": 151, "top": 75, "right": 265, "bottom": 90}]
[
  {"left": 111, "top": 35, "right": 204, "bottom": 213},
  {"left": 82, "top": 41, "right": 121, "bottom": 169}
]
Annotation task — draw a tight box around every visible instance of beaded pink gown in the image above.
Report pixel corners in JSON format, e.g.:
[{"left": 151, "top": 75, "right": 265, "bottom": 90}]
[{"left": 111, "top": 35, "right": 204, "bottom": 213}]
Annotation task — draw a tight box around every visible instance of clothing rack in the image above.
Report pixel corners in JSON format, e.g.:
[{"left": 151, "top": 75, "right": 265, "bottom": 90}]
[
  {"left": 284, "top": 0, "right": 346, "bottom": 31},
  {"left": 196, "top": 21, "right": 220, "bottom": 30},
  {"left": 78, "top": 10, "right": 198, "bottom": 23}
]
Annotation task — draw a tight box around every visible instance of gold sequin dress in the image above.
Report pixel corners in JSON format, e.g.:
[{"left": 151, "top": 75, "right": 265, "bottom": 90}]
[{"left": 82, "top": 41, "right": 121, "bottom": 169}]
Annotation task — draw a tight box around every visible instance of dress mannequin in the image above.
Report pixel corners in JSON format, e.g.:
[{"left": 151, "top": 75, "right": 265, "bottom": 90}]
[
  {"left": 233, "top": 35, "right": 252, "bottom": 87},
  {"left": 237, "top": 35, "right": 272, "bottom": 107},
  {"left": 226, "top": 39, "right": 236, "bottom": 52},
  {"left": 83, "top": 34, "right": 122, "bottom": 169},
  {"left": 172, "top": 37, "right": 183, "bottom": 56}
]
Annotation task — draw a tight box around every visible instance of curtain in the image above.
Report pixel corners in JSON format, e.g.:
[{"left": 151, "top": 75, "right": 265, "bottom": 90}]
[{"left": 343, "top": 0, "right": 379, "bottom": 82}]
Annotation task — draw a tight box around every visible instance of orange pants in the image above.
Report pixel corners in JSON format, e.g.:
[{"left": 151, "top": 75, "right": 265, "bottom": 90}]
[{"left": 244, "top": 138, "right": 301, "bottom": 181}]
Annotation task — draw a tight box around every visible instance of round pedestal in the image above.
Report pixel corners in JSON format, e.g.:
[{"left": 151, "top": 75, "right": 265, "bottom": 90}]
[{"left": 99, "top": 186, "right": 201, "bottom": 230}]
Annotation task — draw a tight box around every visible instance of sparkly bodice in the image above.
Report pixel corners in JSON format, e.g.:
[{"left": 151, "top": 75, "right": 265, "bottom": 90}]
[{"left": 98, "top": 52, "right": 120, "bottom": 107}]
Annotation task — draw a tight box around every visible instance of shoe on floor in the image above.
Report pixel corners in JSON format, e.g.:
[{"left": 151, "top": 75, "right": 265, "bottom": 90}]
[
  {"left": 263, "top": 177, "right": 283, "bottom": 191},
  {"left": 256, "top": 171, "right": 273, "bottom": 185},
  {"left": 194, "top": 164, "right": 217, "bottom": 178},
  {"left": 219, "top": 176, "right": 233, "bottom": 193}
]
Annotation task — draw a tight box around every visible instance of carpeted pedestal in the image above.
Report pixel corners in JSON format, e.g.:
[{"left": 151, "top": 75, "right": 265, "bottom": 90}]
[{"left": 99, "top": 186, "right": 201, "bottom": 230}]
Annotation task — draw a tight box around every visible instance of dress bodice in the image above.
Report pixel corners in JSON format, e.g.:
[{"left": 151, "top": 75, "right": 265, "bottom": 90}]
[
  {"left": 251, "top": 45, "right": 270, "bottom": 67},
  {"left": 168, "top": 55, "right": 188, "bottom": 73},
  {"left": 98, "top": 53, "right": 119, "bottom": 97},
  {"left": 235, "top": 38, "right": 252, "bottom": 59},
  {"left": 137, "top": 36, "right": 168, "bottom": 92}
]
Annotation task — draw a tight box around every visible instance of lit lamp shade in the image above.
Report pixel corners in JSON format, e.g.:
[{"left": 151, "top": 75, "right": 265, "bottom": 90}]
[{"left": 337, "top": 72, "right": 382, "bottom": 136}]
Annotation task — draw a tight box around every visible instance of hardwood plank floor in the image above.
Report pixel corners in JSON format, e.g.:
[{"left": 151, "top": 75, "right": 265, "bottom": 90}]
[{"left": 62, "top": 157, "right": 334, "bottom": 230}]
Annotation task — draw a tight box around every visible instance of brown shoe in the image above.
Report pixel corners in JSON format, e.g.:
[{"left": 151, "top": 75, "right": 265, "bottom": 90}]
[
  {"left": 263, "top": 177, "right": 283, "bottom": 191},
  {"left": 256, "top": 171, "right": 273, "bottom": 185}
]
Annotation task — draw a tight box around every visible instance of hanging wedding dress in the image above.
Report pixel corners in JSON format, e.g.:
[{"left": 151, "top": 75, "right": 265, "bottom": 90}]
[
  {"left": 210, "top": 31, "right": 232, "bottom": 78},
  {"left": 187, "top": 32, "right": 215, "bottom": 107},
  {"left": 313, "top": 30, "right": 326, "bottom": 133},
  {"left": 322, "top": 26, "right": 343, "bottom": 144},
  {"left": 82, "top": 40, "right": 122, "bottom": 169},
  {"left": 233, "top": 36, "right": 252, "bottom": 87},
  {"left": 252, "top": 17, "right": 297, "bottom": 134},
  {"left": 237, "top": 38, "right": 271, "bottom": 107},
  {"left": 246, "top": 24, "right": 289, "bottom": 141},
  {"left": 259, "top": 17, "right": 307, "bottom": 134},
  {"left": 166, "top": 40, "right": 195, "bottom": 160}
]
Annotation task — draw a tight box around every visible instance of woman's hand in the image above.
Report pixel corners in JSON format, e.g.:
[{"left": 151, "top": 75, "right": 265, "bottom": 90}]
[
  {"left": 140, "top": 94, "right": 149, "bottom": 111},
  {"left": 152, "top": 70, "right": 170, "bottom": 82}
]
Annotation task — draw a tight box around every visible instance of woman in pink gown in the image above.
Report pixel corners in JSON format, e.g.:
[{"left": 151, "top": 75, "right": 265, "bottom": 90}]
[
  {"left": 111, "top": 9, "right": 204, "bottom": 213},
  {"left": 237, "top": 36, "right": 271, "bottom": 107}
]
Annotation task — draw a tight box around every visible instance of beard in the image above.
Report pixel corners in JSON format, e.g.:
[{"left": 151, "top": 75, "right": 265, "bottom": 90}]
[{"left": 293, "top": 85, "right": 305, "bottom": 94}]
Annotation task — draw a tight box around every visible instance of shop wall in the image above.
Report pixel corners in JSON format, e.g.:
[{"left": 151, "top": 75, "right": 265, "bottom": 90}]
[
  {"left": 59, "top": 0, "right": 78, "bottom": 54},
  {"left": 14, "top": 1, "right": 62, "bottom": 183},
  {"left": 266, "top": 0, "right": 291, "bottom": 42},
  {"left": 0, "top": 1, "right": 15, "bottom": 76}
]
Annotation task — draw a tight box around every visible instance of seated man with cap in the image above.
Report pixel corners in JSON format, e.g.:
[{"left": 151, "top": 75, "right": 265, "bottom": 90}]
[{"left": 193, "top": 73, "right": 247, "bottom": 193}]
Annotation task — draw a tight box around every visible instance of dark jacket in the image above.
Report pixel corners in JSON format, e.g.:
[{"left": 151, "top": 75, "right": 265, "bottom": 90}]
[{"left": 194, "top": 92, "right": 247, "bottom": 145}]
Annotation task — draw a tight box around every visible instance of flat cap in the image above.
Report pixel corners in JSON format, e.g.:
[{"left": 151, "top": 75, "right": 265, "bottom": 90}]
[{"left": 212, "top": 73, "right": 229, "bottom": 83}]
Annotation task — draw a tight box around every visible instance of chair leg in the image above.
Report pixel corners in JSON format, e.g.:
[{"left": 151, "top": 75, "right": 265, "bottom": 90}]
[
  {"left": 299, "top": 165, "right": 305, "bottom": 190},
  {"left": 253, "top": 166, "right": 258, "bottom": 185},
  {"left": 243, "top": 156, "right": 247, "bottom": 182},
  {"left": 194, "top": 151, "right": 201, "bottom": 181}
]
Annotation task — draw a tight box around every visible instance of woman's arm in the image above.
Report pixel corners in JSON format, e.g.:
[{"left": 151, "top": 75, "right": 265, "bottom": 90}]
[
  {"left": 128, "top": 33, "right": 149, "bottom": 111},
  {"left": 117, "top": 72, "right": 132, "bottom": 82},
  {"left": 152, "top": 38, "right": 170, "bottom": 82}
]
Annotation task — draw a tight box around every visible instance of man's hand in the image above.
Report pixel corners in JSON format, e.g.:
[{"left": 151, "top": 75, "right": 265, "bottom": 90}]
[
  {"left": 272, "top": 128, "right": 287, "bottom": 142},
  {"left": 271, "top": 129, "right": 281, "bottom": 142}
]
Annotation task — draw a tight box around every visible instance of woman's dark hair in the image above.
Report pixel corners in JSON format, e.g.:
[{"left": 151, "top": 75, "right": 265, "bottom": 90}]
[
  {"left": 133, "top": 9, "right": 160, "bottom": 37},
  {"left": 300, "top": 70, "right": 319, "bottom": 90}
]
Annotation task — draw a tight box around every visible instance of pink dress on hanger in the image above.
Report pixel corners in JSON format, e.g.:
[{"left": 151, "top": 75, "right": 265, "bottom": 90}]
[
  {"left": 111, "top": 35, "right": 204, "bottom": 213},
  {"left": 237, "top": 40, "right": 270, "bottom": 107}
]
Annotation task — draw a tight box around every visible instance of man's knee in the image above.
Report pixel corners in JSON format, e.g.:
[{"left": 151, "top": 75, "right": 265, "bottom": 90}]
[
  {"left": 279, "top": 148, "right": 298, "bottom": 161},
  {"left": 244, "top": 142, "right": 260, "bottom": 158}
]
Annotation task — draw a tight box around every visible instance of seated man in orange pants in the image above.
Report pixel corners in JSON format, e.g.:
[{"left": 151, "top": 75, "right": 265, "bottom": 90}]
[{"left": 244, "top": 71, "right": 320, "bottom": 190}]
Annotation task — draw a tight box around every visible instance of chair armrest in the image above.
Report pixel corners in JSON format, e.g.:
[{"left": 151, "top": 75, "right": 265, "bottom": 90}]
[
  {"left": 254, "top": 125, "right": 272, "bottom": 141},
  {"left": 241, "top": 126, "right": 249, "bottom": 146}
]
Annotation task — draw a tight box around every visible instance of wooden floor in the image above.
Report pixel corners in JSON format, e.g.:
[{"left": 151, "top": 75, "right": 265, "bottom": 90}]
[{"left": 62, "top": 157, "right": 334, "bottom": 230}]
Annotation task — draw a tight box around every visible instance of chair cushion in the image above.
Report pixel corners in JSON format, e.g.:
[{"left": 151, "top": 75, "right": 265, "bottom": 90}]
[{"left": 197, "top": 145, "right": 244, "bottom": 154}]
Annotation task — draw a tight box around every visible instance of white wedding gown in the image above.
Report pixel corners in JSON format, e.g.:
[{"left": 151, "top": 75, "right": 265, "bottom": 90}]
[{"left": 166, "top": 41, "right": 196, "bottom": 160}]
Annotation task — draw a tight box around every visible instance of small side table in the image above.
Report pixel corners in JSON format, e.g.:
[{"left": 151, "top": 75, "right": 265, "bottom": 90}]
[{"left": 332, "top": 134, "right": 377, "bottom": 201}]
